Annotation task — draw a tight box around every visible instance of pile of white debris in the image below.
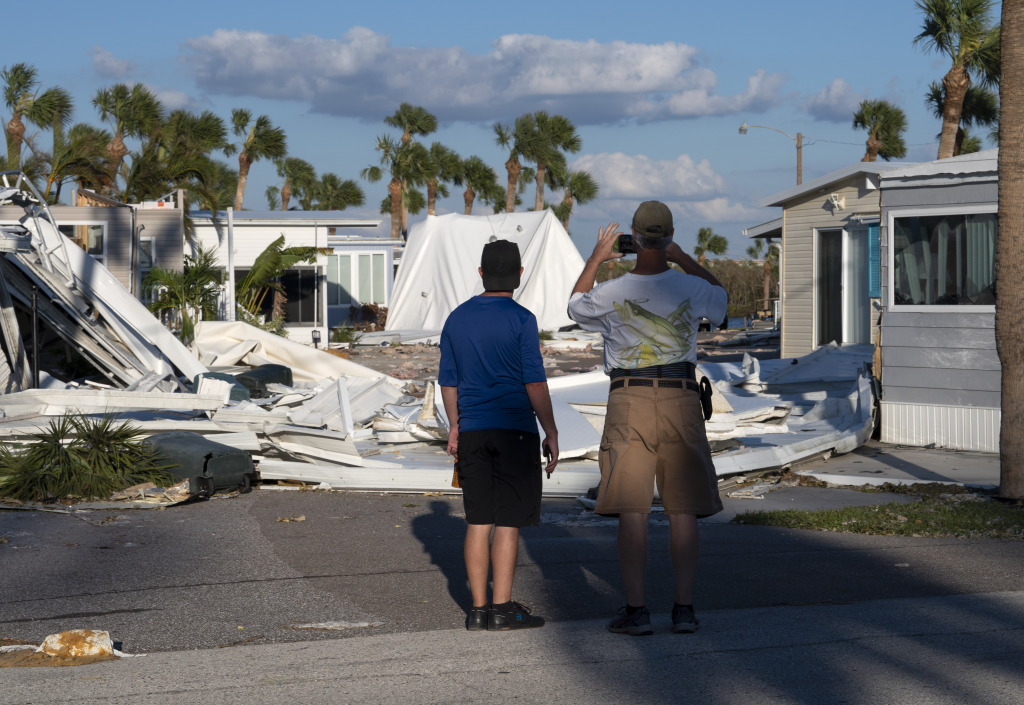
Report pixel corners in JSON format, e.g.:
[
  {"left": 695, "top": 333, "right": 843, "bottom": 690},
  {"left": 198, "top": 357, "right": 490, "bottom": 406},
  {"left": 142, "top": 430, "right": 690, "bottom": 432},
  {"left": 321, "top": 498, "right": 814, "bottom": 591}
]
[{"left": 0, "top": 170, "right": 877, "bottom": 501}]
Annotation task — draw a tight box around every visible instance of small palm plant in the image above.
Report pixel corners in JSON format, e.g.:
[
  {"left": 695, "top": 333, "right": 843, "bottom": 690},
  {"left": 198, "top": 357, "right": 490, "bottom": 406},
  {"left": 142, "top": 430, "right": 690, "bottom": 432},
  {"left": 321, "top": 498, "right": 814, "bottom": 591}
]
[
  {"left": 144, "top": 245, "right": 222, "bottom": 344},
  {"left": 0, "top": 415, "right": 176, "bottom": 502}
]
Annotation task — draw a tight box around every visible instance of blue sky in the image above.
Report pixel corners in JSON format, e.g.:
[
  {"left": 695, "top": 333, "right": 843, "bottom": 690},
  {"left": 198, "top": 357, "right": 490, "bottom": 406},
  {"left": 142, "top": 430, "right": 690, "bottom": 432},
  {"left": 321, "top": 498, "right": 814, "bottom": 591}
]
[{"left": 7, "top": 0, "right": 1000, "bottom": 258}]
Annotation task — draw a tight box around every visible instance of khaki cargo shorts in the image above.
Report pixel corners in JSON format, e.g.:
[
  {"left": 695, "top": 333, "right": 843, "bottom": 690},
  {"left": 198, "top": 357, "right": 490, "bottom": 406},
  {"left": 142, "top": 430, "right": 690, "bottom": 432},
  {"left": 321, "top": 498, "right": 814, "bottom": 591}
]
[{"left": 596, "top": 383, "right": 723, "bottom": 517}]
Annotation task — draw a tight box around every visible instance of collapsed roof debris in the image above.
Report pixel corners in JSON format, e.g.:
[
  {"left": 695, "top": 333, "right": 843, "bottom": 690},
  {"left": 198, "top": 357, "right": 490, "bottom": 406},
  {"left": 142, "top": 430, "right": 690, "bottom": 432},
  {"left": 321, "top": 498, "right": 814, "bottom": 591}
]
[{"left": 0, "top": 171, "right": 877, "bottom": 504}]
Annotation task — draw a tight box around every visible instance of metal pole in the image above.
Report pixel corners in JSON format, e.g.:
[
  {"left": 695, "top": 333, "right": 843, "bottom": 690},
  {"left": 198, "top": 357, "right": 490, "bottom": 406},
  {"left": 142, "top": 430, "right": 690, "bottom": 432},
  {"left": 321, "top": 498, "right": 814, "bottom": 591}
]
[
  {"left": 31, "top": 286, "right": 39, "bottom": 388},
  {"left": 226, "top": 207, "right": 236, "bottom": 321}
]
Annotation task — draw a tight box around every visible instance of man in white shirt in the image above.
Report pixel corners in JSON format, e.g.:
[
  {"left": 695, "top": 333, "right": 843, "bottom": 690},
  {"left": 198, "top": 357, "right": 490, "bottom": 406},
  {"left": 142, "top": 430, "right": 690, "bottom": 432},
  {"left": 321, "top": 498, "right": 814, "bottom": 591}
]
[{"left": 567, "top": 201, "right": 727, "bottom": 636}]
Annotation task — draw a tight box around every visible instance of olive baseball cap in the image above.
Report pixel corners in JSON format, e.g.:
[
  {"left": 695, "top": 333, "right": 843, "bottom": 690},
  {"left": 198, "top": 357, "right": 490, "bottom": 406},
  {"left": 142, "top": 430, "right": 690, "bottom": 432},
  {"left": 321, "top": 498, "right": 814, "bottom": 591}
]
[
  {"left": 481, "top": 239, "right": 522, "bottom": 291},
  {"left": 631, "top": 201, "right": 674, "bottom": 237}
]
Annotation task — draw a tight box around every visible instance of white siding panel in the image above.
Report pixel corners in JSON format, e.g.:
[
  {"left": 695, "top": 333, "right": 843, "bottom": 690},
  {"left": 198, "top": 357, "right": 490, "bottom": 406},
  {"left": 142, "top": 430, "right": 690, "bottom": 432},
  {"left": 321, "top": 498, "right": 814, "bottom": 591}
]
[{"left": 880, "top": 401, "right": 999, "bottom": 452}]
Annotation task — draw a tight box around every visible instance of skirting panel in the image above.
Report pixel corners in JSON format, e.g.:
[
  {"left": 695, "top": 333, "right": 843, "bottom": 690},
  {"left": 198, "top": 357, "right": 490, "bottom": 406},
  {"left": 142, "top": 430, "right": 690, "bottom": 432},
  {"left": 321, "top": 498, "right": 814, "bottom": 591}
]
[{"left": 880, "top": 401, "right": 1000, "bottom": 452}]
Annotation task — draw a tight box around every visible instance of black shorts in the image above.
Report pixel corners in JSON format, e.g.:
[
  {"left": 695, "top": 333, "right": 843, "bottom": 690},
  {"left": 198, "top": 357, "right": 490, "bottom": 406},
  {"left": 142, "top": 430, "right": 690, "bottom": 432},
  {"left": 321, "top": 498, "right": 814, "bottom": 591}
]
[{"left": 457, "top": 429, "right": 542, "bottom": 527}]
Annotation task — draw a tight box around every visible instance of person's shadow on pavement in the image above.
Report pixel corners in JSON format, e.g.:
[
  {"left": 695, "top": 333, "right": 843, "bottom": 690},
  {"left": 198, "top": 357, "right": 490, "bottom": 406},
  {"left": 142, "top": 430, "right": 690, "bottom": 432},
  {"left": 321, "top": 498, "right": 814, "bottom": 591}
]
[{"left": 411, "top": 499, "right": 472, "bottom": 609}]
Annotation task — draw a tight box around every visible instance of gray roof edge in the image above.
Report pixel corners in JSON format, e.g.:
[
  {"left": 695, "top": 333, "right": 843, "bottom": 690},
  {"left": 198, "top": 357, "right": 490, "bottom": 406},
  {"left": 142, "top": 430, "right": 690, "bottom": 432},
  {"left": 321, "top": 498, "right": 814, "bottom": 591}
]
[
  {"left": 190, "top": 209, "right": 382, "bottom": 226},
  {"left": 742, "top": 217, "right": 783, "bottom": 239},
  {"left": 879, "top": 148, "right": 997, "bottom": 182},
  {"left": 757, "top": 161, "right": 919, "bottom": 208}
]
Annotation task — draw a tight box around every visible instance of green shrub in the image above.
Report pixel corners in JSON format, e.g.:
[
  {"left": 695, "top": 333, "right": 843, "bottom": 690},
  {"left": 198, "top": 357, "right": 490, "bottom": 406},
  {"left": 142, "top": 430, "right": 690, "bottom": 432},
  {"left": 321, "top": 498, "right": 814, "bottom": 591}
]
[
  {"left": 538, "top": 330, "right": 554, "bottom": 341},
  {"left": 331, "top": 325, "right": 363, "bottom": 344},
  {"left": 0, "top": 415, "right": 176, "bottom": 502}
]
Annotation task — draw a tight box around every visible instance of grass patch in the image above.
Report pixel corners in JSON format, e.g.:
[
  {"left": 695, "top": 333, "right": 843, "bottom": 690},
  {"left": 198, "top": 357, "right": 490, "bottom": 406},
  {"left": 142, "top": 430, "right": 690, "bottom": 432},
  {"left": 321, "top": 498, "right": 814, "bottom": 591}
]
[{"left": 733, "top": 491, "right": 1024, "bottom": 540}]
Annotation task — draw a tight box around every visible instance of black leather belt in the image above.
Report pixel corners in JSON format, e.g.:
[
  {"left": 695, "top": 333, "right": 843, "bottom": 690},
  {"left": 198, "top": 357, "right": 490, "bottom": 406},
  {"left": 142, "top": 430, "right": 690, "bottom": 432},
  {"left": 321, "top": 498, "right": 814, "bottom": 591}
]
[
  {"left": 609, "top": 361, "right": 696, "bottom": 381},
  {"left": 610, "top": 378, "right": 699, "bottom": 392}
]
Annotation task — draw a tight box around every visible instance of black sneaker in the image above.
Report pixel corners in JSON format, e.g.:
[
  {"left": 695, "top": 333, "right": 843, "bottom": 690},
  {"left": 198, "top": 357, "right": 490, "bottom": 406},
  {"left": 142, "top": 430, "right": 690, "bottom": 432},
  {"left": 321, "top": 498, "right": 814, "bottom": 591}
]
[
  {"left": 608, "top": 606, "right": 653, "bottom": 636},
  {"left": 487, "top": 601, "right": 544, "bottom": 631},
  {"left": 467, "top": 605, "right": 489, "bottom": 631},
  {"left": 671, "top": 604, "right": 699, "bottom": 633}
]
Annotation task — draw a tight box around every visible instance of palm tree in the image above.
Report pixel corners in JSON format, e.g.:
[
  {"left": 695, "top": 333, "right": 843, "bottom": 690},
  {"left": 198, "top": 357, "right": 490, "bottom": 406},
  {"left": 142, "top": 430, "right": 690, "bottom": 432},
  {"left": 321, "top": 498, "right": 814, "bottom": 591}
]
[
  {"left": 265, "top": 185, "right": 280, "bottom": 210},
  {"left": 530, "top": 112, "right": 581, "bottom": 211},
  {"left": 230, "top": 108, "right": 287, "bottom": 210},
  {"left": 273, "top": 157, "right": 316, "bottom": 210},
  {"left": 925, "top": 80, "right": 999, "bottom": 155},
  {"left": 362, "top": 135, "right": 425, "bottom": 239},
  {"left": 384, "top": 103, "right": 438, "bottom": 146},
  {"left": 458, "top": 155, "right": 500, "bottom": 215},
  {"left": 853, "top": 100, "right": 908, "bottom": 162},
  {"left": 494, "top": 115, "right": 542, "bottom": 213},
  {"left": 119, "top": 109, "right": 230, "bottom": 218},
  {"left": 305, "top": 172, "right": 364, "bottom": 211},
  {"left": 143, "top": 245, "right": 221, "bottom": 345},
  {"left": 235, "top": 235, "right": 327, "bottom": 323},
  {"left": 93, "top": 83, "right": 164, "bottom": 193},
  {"left": 695, "top": 226, "right": 728, "bottom": 265},
  {"left": 2, "top": 63, "right": 73, "bottom": 170},
  {"left": 423, "top": 143, "right": 461, "bottom": 215},
  {"left": 914, "top": 0, "right": 1001, "bottom": 159},
  {"left": 44, "top": 123, "right": 110, "bottom": 202},
  {"left": 551, "top": 169, "right": 598, "bottom": 233},
  {"left": 382, "top": 104, "right": 435, "bottom": 232},
  {"left": 746, "top": 239, "right": 779, "bottom": 314}
]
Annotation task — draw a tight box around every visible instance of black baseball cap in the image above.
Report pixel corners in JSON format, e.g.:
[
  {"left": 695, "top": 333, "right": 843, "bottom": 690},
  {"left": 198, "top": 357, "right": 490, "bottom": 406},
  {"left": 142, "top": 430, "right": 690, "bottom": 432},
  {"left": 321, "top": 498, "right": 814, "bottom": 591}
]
[{"left": 481, "top": 239, "right": 522, "bottom": 291}]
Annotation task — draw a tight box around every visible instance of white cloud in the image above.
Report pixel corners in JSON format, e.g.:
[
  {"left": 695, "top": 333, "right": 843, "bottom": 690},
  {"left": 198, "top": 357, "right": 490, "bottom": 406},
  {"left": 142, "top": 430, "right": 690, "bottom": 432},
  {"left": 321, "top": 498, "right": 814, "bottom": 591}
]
[
  {"left": 555, "top": 153, "right": 757, "bottom": 230},
  {"left": 154, "top": 89, "right": 197, "bottom": 111},
  {"left": 182, "top": 28, "right": 787, "bottom": 124},
  {"left": 570, "top": 153, "right": 729, "bottom": 201},
  {"left": 803, "top": 78, "right": 865, "bottom": 122},
  {"left": 90, "top": 46, "right": 136, "bottom": 79},
  {"left": 679, "top": 197, "right": 762, "bottom": 223}
]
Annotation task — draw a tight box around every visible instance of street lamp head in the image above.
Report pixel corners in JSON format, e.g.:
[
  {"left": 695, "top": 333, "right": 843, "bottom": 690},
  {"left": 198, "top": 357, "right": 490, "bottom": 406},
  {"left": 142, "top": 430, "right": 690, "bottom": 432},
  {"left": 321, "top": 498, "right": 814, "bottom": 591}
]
[{"left": 739, "top": 122, "right": 749, "bottom": 135}]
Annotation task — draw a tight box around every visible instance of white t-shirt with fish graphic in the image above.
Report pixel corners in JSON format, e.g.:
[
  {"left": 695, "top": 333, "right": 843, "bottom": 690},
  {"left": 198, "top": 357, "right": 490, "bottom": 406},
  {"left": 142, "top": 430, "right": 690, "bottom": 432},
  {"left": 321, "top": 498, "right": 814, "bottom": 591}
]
[{"left": 567, "top": 268, "right": 728, "bottom": 373}]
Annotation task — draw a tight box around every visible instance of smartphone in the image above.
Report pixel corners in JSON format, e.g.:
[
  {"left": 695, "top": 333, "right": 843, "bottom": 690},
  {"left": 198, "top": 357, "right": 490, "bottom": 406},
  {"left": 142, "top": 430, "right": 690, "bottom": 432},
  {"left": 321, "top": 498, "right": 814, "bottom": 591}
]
[
  {"left": 544, "top": 446, "right": 552, "bottom": 478},
  {"left": 617, "top": 233, "right": 635, "bottom": 254}
]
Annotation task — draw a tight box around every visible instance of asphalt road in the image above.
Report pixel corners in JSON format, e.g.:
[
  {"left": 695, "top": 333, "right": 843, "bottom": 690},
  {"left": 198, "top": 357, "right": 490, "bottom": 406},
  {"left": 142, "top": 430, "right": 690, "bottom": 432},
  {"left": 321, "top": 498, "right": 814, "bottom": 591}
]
[{"left": 2, "top": 486, "right": 1024, "bottom": 704}]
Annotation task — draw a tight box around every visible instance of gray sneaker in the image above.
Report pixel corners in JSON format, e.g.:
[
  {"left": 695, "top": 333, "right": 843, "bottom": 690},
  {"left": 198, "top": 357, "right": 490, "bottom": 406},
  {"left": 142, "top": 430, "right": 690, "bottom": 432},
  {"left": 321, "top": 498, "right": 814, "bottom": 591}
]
[
  {"left": 608, "top": 606, "right": 653, "bottom": 636},
  {"left": 671, "top": 604, "right": 699, "bottom": 633}
]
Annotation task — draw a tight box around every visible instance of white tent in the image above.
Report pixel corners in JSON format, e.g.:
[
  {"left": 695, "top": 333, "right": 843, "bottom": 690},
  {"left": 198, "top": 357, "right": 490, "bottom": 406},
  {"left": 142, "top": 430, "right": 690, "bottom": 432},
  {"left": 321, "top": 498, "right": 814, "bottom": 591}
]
[{"left": 385, "top": 210, "right": 586, "bottom": 332}]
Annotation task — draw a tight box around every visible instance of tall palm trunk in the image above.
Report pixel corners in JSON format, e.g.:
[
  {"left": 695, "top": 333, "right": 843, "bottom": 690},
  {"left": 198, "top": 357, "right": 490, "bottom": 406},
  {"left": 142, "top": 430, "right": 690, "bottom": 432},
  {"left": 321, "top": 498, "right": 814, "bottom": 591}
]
[
  {"left": 534, "top": 161, "right": 547, "bottom": 211},
  {"left": 6, "top": 116, "right": 25, "bottom": 167},
  {"left": 388, "top": 178, "right": 403, "bottom": 239},
  {"left": 505, "top": 157, "right": 521, "bottom": 213},
  {"left": 559, "top": 194, "right": 572, "bottom": 231},
  {"left": 863, "top": 133, "right": 881, "bottom": 161},
  {"left": 939, "top": 65, "right": 971, "bottom": 159},
  {"left": 464, "top": 186, "right": 475, "bottom": 215},
  {"left": 762, "top": 260, "right": 772, "bottom": 312},
  {"left": 234, "top": 152, "right": 252, "bottom": 210},
  {"left": 280, "top": 180, "right": 292, "bottom": 210},
  {"left": 427, "top": 179, "right": 438, "bottom": 215},
  {"left": 998, "top": 0, "right": 1024, "bottom": 498}
]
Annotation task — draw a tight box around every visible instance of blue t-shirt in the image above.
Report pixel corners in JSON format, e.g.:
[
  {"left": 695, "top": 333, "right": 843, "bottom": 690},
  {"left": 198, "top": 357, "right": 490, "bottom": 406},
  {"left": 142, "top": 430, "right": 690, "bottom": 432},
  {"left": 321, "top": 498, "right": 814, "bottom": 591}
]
[{"left": 438, "top": 296, "right": 547, "bottom": 434}]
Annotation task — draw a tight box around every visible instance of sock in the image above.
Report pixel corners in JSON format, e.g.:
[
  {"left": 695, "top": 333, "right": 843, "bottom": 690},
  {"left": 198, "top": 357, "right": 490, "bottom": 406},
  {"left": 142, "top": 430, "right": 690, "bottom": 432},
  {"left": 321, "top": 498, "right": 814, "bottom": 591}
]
[{"left": 626, "top": 604, "right": 645, "bottom": 615}]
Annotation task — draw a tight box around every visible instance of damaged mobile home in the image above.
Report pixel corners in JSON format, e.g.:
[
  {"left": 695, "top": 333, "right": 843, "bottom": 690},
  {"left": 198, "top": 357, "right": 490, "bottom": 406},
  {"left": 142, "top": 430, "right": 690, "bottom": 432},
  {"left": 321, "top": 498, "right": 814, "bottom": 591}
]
[{"left": 0, "top": 171, "right": 876, "bottom": 502}]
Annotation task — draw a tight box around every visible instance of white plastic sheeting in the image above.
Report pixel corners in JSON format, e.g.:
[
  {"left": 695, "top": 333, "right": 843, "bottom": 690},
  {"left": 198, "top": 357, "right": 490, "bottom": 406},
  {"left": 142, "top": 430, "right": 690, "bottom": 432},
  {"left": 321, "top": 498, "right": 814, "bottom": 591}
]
[
  {"left": 385, "top": 211, "right": 586, "bottom": 333},
  {"left": 193, "top": 321, "right": 402, "bottom": 386}
]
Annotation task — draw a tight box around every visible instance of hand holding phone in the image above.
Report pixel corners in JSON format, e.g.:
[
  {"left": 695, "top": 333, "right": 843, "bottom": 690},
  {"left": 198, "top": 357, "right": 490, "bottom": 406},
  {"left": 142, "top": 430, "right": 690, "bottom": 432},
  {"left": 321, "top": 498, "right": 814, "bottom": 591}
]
[
  {"left": 544, "top": 446, "right": 553, "bottom": 479},
  {"left": 617, "top": 233, "right": 635, "bottom": 255}
]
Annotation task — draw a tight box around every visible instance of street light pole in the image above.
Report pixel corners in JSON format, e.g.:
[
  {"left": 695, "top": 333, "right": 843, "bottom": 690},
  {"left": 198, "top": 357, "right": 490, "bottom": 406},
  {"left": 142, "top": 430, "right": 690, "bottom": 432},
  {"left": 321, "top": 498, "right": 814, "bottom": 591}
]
[{"left": 739, "top": 122, "right": 803, "bottom": 185}]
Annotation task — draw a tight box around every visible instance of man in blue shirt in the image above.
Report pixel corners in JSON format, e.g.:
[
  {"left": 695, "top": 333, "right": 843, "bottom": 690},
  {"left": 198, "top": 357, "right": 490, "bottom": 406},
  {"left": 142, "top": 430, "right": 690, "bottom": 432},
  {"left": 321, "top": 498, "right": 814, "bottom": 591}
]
[{"left": 439, "top": 239, "right": 559, "bottom": 631}]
